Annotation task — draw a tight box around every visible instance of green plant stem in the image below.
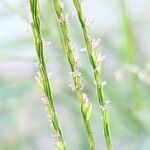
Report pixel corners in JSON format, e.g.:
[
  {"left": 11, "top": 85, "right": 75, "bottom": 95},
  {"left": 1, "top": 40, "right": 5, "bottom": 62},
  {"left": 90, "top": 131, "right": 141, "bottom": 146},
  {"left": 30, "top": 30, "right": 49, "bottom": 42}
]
[
  {"left": 29, "top": 0, "right": 66, "bottom": 149},
  {"left": 73, "top": 0, "right": 112, "bottom": 149},
  {"left": 119, "top": 0, "right": 135, "bottom": 63},
  {"left": 51, "top": 0, "right": 95, "bottom": 149},
  {"left": 119, "top": 0, "right": 142, "bottom": 107}
]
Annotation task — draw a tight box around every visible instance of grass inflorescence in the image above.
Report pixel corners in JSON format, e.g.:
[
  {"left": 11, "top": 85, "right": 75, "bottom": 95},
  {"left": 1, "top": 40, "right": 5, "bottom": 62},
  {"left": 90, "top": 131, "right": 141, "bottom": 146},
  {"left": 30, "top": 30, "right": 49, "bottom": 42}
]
[
  {"left": 73, "top": 0, "right": 113, "bottom": 149},
  {"left": 29, "top": 0, "right": 66, "bottom": 149},
  {"left": 51, "top": 0, "right": 96, "bottom": 149},
  {"left": 29, "top": 0, "right": 114, "bottom": 149}
]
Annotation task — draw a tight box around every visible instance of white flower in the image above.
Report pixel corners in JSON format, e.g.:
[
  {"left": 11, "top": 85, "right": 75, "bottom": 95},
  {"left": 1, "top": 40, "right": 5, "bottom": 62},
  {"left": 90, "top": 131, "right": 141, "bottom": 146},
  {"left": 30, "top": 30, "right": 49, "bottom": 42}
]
[{"left": 25, "top": 3, "right": 32, "bottom": 22}]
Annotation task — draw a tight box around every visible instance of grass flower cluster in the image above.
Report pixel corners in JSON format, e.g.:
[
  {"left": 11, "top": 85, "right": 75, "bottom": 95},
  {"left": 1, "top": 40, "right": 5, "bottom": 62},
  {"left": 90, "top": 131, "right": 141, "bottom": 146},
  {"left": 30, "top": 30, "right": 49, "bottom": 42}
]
[
  {"left": 52, "top": 0, "right": 95, "bottom": 149},
  {"left": 29, "top": 0, "right": 66, "bottom": 149},
  {"left": 29, "top": 0, "right": 113, "bottom": 149},
  {"left": 73, "top": 0, "right": 112, "bottom": 149}
]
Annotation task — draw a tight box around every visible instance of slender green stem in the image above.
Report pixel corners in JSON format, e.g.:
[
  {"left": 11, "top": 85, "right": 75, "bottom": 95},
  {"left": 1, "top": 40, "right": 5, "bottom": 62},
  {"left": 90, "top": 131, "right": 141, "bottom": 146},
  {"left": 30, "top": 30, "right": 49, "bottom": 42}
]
[
  {"left": 119, "top": 0, "right": 142, "bottom": 114},
  {"left": 51, "top": 0, "right": 95, "bottom": 149},
  {"left": 119, "top": 0, "right": 135, "bottom": 63},
  {"left": 29, "top": 0, "right": 66, "bottom": 149},
  {"left": 73, "top": 0, "right": 112, "bottom": 149}
]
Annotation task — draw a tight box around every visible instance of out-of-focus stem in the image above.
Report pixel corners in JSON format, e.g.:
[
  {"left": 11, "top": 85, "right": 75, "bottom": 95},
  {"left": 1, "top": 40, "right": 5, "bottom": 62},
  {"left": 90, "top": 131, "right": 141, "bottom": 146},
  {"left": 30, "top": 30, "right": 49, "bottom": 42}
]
[
  {"left": 119, "top": 0, "right": 142, "bottom": 109},
  {"left": 119, "top": 0, "right": 135, "bottom": 63}
]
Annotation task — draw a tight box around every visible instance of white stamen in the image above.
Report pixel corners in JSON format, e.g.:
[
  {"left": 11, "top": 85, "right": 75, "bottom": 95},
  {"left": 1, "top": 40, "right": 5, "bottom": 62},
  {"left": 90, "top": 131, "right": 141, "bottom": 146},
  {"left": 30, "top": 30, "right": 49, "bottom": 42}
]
[
  {"left": 80, "top": 47, "right": 87, "bottom": 52},
  {"left": 99, "top": 100, "right": 110, "bottom": 112},
  {"left": 91, "top": 38, "right": 101, "bottom": 49},
  {"left": 71, "top": 11, "right": 77, "bottom": 17},
  {"left": 83, "top": 93, "right": 90, "bottom": 103},
  {"left": 85, "top": 17, "right": 95, "bottom": 26},
  {"left": 69, "top": 71, "right": 81, "bottom": 77},
  {"left": 35, "top": 62, "right": 42, "bottom": 69},
  {"left": 97, "top": 54, "right": 106, "bottom": 62},
  {"left": 41, "top": 97, "right": 47, "bottom": 104},
  {"left": 102, "top": 81, "right": 107, "bottom": 87},
  {"left": 26, "top": 24, "right": 32, "bottom": 35},
  {"left": 43, "top": 40, "right": 51, "bottom": 48},
  {"left": 73, "top": 50, "right": 81, "bottom": 67},
  {"left": 52, "top": 133, "right": 60, "bottom": 142},
  {"left": 59, "top": 13, "right": 69, "bottom": 25},
  {"left": 48, "top": 72, "right": 53, "bottom": 80},
  {"left": 71, "top": 44, "right": 80, "bottom": 66},
  {"left": 68, "top": 83, "right": 84, "bottom": 91}
]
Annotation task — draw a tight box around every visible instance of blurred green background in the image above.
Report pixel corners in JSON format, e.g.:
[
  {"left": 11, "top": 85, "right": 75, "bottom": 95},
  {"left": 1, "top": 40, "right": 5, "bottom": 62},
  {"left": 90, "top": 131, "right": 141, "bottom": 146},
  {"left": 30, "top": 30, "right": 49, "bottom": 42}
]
[{"left": 0, "top": 0, "right": 150, "bottom": 149}]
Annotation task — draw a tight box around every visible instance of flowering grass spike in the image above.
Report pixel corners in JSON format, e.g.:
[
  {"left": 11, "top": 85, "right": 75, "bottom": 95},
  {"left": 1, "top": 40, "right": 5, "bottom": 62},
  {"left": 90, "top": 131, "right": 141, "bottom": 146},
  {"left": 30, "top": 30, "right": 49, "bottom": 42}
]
[
  {"left": 51, "top": 0, "right": 96, "bottom": 149},
  {"left": 29, "top": 0, "right": 66, "bottom": 149},
  {"left": 73, "top": 0, "right": 113, "bottom": 149}
]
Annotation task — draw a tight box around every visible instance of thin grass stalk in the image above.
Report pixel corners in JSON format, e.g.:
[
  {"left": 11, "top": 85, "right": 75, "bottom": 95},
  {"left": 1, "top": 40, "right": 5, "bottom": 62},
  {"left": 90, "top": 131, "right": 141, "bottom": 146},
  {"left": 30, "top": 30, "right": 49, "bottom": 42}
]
[
  {"left": 51, "top": 0, "right": 95, "bottom": 149},
  {"left": 119, "top": 0, "right": 135, "bottom": 63},
  {"left": 119, "top": 0, "right": 143, "bottom": 121},
  {"left": 29, "top": 0, "right": 66, "bottom": 149},
  {"left": 73, "top": 0, "right": 113, "bottom": 149}
]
